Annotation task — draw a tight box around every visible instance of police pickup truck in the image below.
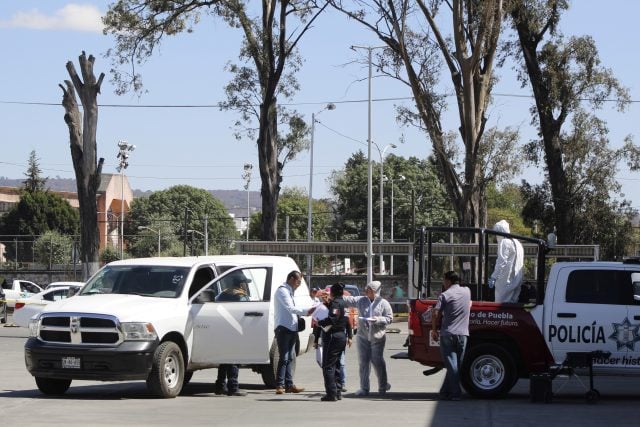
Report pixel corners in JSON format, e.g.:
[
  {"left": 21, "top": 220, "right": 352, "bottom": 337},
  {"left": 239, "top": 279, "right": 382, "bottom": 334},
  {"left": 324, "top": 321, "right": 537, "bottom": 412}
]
[
  {"left": 24, "top": 255, "right": 314, "bottom": 398},
  {"left": 405, "top": 227, "right": 640, "bottom": 399}
]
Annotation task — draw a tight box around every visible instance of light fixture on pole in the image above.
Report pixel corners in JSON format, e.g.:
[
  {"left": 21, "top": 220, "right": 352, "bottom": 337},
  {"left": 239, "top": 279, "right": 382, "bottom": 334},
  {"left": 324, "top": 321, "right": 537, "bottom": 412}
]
[
  {"left": 374, "top": 142, "right": 397, "bottom": 275},
  {"left": 385, "top": 174, "right": 405, "bottom": 275},
  {"left": 307, "top": 103, "right": 336, "bottom": 286},
  {"left": 116, "top": 140, "right": 135, "bottom": 259},
  {"left": 242, "top": 164, "right": 253, "bottom": 241},
  {"left": 138, "top": 226, "right": 160, "bottom": 256},
  {"left": 351, "top": 44, "right": 386, "bottom": 285}
]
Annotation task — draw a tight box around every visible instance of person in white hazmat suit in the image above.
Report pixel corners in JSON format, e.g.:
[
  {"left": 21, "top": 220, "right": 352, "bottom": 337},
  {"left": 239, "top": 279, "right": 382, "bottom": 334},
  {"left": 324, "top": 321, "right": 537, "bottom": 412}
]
[
  {"left": 489, "top": 220, "right": 524, "bottom": 303},
  {"left": 343, "top": 281, "right": 393, "bottom": 396}
]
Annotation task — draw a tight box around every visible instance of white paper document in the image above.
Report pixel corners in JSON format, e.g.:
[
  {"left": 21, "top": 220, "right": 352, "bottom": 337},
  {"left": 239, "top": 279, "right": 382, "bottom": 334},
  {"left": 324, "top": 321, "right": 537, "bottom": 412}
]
[{"left": 312, "top": 303, "right": 329, "bottom": 321}]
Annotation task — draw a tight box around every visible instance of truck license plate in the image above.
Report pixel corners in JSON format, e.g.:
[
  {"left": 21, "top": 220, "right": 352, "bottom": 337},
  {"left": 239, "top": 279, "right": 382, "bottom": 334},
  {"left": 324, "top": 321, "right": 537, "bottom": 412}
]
[{"left": 61, "top": 356, "right": 81, "bottom": 369}]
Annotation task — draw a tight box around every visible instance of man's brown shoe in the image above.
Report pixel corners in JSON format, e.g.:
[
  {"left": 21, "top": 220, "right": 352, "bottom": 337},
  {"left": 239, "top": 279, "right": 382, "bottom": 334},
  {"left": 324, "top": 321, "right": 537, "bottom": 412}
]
[
  {"left": 275, "top": 387, "right": 285, "bottom": 395},
  {"left": 285, "top": 385, "right": 305, "bottom": 393}
]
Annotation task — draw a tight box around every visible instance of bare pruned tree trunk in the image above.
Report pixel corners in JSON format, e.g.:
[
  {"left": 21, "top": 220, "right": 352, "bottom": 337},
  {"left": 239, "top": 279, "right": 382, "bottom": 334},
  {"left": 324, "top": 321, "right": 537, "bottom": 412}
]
[{"left": 59, "top": 51, "right": 104, "bottom": 279}]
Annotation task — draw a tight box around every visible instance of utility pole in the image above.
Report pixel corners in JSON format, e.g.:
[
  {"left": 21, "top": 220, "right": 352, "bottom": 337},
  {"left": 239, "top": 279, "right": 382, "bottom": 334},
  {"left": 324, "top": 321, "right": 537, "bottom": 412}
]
[
  {"left": 183, "top": 206, "right": 189, "bottom": 256},
  {"left": 116, "top": 140, "right": 135, "bottom": 259},
  {"left": 351, "top": 44, "right": 385, "bottom": 285}
]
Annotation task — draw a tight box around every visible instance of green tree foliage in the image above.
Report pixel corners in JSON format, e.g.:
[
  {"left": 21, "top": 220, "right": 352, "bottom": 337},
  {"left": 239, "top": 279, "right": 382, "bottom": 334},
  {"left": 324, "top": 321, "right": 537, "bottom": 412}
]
[
  {"left": 520, "top": 180, "right": 555, "bottom": 238},
  {"left": 0, "top": 191, "right": 79, "bottom": 237},
  {"left": 0, "top": 191, "right": 79, "bottom": 262},
  {"left": 247, "top": 187, "right": 332, "bottom": 241},
  {"left": 487, "top": 183, "right": 524, "bottom": 213},
  {"left": 34, "top": 231, "right": 74, "bottom": 267},
  {"left": 23, "top": 150, "right": 47, "bottom": 192},
  {"left": 520, "top": 112, "right": 637, "bottom": 259},
  {"left": 100, "top": 246, "right": 120, "bottom": 265},
  {"left": 125, "top": 185, "right": 239, "bottom": 257},
  {"left": 330, "top": 0, "right": 510, "bottom": 230},
  {"left": 507, "top": 0, "right": 640, "bottom": 244},
  {"left": 103, "top": 1, "right": 329, "bottom": 241},
  {"left": 486, "top": 183, "right": 529, "bottom": 236},
  {"left": 330, "top": 152, "right": 454, "bottom": 242}
]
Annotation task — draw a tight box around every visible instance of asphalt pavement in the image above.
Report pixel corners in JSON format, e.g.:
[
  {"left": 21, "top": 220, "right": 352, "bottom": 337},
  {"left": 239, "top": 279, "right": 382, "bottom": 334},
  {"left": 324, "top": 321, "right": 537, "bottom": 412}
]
[{"left": 1, "top": 314, "right": 639, "bottom": 427}]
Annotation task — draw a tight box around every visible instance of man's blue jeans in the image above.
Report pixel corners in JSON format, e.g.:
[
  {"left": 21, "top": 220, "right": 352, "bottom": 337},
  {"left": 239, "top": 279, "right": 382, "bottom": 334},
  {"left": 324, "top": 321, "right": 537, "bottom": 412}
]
[
  {"left": 275, "top": 326, "right": 297, "bottom": 388},
  {"left": 438, "top": 334, "right": 468, "bottom": 399},
  {"left": 216, "top": 364, "right": 239, "bottom": 392}
]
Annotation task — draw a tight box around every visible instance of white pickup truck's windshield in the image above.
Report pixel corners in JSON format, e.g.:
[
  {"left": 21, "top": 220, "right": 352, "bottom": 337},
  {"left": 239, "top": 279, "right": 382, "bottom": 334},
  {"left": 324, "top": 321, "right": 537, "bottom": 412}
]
[{"left": 80, "top": 266, "right": 190, "bottom": 298}]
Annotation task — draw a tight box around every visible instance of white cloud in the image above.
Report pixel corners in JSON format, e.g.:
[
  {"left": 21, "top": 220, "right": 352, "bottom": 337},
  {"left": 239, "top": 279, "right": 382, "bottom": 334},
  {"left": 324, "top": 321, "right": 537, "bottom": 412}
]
[{"left": 0, "top": 4, "right": 104, "bottom": 33}]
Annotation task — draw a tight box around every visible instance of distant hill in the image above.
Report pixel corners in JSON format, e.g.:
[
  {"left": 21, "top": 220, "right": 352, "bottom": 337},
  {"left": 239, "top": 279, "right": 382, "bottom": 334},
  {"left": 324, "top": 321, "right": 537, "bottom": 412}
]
[{"left": 0, "top": 177, "right": 261, "bottom": 213}]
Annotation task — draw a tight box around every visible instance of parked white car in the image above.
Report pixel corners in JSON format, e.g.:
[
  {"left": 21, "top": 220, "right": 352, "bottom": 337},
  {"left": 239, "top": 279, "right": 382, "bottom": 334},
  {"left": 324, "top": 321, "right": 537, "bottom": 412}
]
[
  {"left": 1, "top": 279, "right": 43, "bottom": 308},
  {"left": 44, "top": 281, "right": 85, "bottom": 290},
  {"left": 13, "top": 284, "right": 84, "bottom": 327}
]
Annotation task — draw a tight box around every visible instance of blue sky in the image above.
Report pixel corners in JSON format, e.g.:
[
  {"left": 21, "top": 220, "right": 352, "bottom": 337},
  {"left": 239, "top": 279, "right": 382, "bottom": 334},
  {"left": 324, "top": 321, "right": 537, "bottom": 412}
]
[{"left": 1, "top": 1, "right": 639, "bottom": 210}]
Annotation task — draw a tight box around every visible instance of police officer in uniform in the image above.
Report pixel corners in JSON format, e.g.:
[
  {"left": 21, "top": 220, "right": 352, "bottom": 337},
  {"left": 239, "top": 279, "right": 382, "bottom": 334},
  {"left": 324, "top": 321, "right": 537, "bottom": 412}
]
[{"left": 318, "top": 283, "right": 349, "bottom": 402}]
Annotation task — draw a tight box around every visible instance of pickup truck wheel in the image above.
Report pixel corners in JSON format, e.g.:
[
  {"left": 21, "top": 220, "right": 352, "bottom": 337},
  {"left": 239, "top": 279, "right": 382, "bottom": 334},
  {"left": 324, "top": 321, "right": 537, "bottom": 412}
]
[
  {"left": 146, "top": 341, "right": 184, "bottom": 398},
  {"left": 35, "top": 377, "right": 71, "bottom": 395},
  {"left": 461, "top": 343, "right": 516, "bottom": 398},
  {"left": 261, "top": 342, "right": 296, "bottom": 388}
]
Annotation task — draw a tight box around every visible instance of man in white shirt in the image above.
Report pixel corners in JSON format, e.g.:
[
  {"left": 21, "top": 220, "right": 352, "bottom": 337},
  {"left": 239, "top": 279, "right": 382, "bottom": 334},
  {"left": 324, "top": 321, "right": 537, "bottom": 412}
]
[{"left": 273, "top": 270, "right": 315, "bottom": 394}]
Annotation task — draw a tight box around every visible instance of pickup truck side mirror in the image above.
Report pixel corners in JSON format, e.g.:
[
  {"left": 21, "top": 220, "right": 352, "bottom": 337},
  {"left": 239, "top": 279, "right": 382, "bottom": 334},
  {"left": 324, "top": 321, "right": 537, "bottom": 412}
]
[{"left": 633, "top": 281, "right": 640, "bottom": 301}]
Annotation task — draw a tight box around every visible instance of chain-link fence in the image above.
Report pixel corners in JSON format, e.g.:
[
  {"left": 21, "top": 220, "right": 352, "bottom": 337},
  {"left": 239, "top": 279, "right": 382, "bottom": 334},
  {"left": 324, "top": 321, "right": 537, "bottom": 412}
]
[
  {"left": 0, "top": 234, "right": 80, "bottom": 269},
  {"left": 0, "top": 231, "right": 238, "bottom": 270}
]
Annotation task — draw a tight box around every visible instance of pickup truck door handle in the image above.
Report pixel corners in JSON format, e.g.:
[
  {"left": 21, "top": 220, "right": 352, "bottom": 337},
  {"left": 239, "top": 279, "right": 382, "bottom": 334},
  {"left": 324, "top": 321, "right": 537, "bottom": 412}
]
[
  {"left": 634, "top": 315, "right": 640, "bottom": 321},
  {"left": 557, "top": 313, "right": 576, "bottom": 318},
  {"left": 244, "top": 311, "right": 264, "bottom": 317}
]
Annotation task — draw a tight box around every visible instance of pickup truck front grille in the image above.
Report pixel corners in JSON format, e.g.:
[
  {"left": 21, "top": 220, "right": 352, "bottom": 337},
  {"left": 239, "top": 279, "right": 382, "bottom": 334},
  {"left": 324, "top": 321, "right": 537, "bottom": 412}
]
[{"left": 38, "top": 313, "right": 122, "bottom": 346}]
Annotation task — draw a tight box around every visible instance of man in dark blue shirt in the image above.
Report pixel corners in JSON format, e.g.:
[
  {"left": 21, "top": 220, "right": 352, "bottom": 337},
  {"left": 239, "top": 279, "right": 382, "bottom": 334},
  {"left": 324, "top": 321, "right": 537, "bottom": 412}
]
[{"left": 431, "top": 271, "right": 471, "bottom": 401}]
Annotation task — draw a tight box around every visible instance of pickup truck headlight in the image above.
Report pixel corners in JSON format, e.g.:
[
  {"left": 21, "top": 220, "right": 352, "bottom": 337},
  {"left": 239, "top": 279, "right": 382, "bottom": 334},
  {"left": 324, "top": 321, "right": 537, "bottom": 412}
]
[
  {"left": 28, "top": 318, "right": 40, "bottom": 337},
  {"left": 122, "top": 322, "right": 158, "bottom": 341}
]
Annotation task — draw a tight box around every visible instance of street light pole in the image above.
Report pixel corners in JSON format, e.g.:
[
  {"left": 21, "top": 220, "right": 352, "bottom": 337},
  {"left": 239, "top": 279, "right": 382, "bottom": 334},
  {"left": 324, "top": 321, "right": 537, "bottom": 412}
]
[
  {"left": 116, "top": 140, "right": 135, "bottom": 259},
  {"left": 138, "top": 226, "right": 160, "bottom": 256},
  {"left": 374, "top": 142, "right": 396, "bottom": 275},
  {"left": 203, "top": 215, "right": 208, "bottom": 256},
  {"left": 307, "top": 103, "right": 336, "bottom": 286},
  {"left": 352, "top": 45, "right": 385, "bottom": 285},
  {"left": 390, "top": 177, "right": 394, "bottom": 275},
  {"left": 387, "top": 174, "right": 405, "bottom": 275},
  {"left": 242, "top": 164, "right": 253, "bottom": 241}
]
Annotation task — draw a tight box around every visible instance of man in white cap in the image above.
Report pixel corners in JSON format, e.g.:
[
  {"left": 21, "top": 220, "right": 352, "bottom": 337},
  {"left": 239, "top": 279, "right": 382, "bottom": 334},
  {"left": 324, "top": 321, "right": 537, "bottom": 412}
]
[
  {"left": 343, "top": 280, "right": 393, "bottom": 396},
  {"left": 489, "top": 219, "right": 524, "bottom": 303}
]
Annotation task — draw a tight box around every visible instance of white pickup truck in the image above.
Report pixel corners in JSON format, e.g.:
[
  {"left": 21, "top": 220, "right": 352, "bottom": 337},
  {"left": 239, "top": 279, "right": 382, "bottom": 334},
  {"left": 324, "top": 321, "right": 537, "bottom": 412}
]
[
  {"left": 2, "top": 279, "right": 43, "bottom": 308},
  {"left": 24, "top": 255, "right": 314, "bottom": 398}
]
